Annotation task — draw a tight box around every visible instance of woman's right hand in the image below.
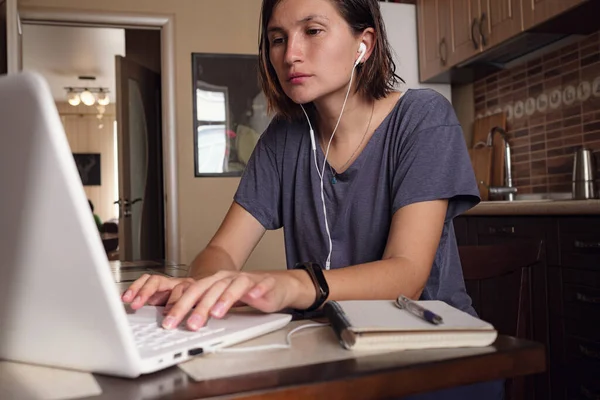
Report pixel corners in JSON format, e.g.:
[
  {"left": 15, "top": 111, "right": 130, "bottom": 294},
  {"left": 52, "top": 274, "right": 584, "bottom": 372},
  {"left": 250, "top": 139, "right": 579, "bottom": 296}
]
[{"left": 121, "top": 274, "right": 196, "bottom": 310}]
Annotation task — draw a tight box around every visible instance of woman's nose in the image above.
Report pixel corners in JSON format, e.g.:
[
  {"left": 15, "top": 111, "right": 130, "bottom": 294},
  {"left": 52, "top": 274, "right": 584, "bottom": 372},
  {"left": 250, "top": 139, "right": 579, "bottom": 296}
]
[{"left": 284, "top": 35, "right": 303, "bottom": 65}]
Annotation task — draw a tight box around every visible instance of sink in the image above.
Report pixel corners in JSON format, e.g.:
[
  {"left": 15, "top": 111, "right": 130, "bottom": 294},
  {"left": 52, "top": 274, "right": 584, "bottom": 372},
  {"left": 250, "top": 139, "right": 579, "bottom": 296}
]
[
  {"left": 515, "top": 192, "right": 573, "bottom": 201},
  {"left": 492, "top": 199, "right": 554, "bottom": 203},
  {"left": 487, "top": 192, "right": 573, "bottom": 203}
]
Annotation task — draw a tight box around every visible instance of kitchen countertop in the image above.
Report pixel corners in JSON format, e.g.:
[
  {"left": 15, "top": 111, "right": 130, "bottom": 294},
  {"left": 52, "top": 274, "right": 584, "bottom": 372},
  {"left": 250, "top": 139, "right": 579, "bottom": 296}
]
[{"left": 465, "top": 199, "right": 600, "bottom": 216}]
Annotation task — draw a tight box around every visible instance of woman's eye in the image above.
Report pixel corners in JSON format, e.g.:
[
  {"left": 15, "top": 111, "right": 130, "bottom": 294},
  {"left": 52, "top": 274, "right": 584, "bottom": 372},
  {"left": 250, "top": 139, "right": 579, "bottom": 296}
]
[
  {"left": 307, "top": 28, "right": 322, "bottom": 36},
  {"left": 271, "top": 37, "right": 285, "bottom": 45}
]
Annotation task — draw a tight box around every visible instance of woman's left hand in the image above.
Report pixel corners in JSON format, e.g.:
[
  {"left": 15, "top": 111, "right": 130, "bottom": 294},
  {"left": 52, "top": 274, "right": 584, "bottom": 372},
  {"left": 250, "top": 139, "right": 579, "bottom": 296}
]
[{"left": 161, "top": 270, "right": 313, "bottom": 331}]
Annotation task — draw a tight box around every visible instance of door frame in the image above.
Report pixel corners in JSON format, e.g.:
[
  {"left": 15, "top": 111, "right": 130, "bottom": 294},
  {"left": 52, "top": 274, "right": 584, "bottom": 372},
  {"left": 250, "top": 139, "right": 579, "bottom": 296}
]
[
  {"left": 16, "top": 6, "right": 179, "bottom": 262},
  {"left": 5, "top": 0, "right": 20, "bottom": 73}
]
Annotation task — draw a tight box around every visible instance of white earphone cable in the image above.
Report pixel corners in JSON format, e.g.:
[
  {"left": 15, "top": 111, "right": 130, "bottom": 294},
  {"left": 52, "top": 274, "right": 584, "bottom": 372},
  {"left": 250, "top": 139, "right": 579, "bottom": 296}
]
[
  {"left": 300, "top": 106, "right": 323, "bottom": 182},
  {"left": 204, "top": 323, "right": 329, "bottom": 354},
  {"left": 300, "top": 47, "right": 363, "bottom": 270}
]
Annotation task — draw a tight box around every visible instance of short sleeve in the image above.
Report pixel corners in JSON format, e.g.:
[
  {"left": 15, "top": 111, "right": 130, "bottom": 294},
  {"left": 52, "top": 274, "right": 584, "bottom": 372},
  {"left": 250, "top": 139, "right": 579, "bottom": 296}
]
[
  {"left": 391, "top": 93, "right": 480, "bottom": 220},
  {"left": 233, "top": 119, "right": 283, "bottom": 230}
]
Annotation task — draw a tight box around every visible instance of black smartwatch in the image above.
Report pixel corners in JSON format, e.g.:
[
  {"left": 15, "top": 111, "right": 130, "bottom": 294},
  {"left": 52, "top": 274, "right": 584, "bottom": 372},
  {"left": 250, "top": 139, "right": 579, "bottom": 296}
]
[{"left": 293, "top": 262, "right": 330, "bottom": 312}]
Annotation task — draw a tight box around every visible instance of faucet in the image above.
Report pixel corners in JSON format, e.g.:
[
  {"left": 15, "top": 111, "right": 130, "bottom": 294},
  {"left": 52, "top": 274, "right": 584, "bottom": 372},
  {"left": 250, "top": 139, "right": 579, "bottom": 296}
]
[{"left": 481, "top": 126, "right": 517, "bottom": 201}]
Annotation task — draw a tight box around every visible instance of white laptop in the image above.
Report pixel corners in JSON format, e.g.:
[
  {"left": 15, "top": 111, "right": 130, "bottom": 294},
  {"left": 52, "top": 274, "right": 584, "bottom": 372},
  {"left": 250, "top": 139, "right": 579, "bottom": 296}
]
[{"left": 0, "top": 72, "right": 291, "bottom": 378}]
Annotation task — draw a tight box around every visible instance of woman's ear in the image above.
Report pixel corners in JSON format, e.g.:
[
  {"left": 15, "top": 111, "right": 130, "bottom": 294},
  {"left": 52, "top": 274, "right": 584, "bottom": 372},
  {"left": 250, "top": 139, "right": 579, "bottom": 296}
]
[{"left": 359, "top": 28, "right": 376, "bottom": 63}]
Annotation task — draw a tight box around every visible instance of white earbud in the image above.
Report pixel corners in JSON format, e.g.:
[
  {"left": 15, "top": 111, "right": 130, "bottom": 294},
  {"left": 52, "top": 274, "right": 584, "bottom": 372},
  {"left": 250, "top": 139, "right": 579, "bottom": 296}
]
[{"left": 354, "top": 42, "right": 367, "bottom": 67}]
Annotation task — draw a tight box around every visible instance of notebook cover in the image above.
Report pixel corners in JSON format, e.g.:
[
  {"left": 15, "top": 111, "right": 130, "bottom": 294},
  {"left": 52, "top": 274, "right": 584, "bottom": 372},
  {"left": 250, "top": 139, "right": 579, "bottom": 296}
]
[{"left": 324, "top": 300, "right": 497, "bottom": 350}]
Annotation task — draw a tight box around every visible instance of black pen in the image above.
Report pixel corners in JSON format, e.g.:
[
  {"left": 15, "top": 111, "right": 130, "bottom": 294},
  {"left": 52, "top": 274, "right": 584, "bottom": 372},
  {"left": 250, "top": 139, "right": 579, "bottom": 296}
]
[{"left": 395, "top": 295, "right": 443, "bottom": 325}]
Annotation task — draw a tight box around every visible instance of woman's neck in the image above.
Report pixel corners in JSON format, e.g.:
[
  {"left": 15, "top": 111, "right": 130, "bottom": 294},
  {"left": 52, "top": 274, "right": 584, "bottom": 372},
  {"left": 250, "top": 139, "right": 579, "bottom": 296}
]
[{"left": 313, "top": 92, "right": 373, "bottom": 145}]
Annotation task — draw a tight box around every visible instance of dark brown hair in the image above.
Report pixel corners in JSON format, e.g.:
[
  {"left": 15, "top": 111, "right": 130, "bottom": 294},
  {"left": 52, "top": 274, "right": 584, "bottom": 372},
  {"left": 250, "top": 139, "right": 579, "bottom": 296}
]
[{"left": 258, "top": 0, "right": 402, "bottom": 120}]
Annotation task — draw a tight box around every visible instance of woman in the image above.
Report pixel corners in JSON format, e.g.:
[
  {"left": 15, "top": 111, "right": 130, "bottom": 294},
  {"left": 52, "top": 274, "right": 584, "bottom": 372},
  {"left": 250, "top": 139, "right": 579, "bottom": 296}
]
[
  {"left": 123, "top": 1, "right": 502, "bottom": 397},
  {"left": 125, "top": 0, "right": 476, "bottom": 334}
]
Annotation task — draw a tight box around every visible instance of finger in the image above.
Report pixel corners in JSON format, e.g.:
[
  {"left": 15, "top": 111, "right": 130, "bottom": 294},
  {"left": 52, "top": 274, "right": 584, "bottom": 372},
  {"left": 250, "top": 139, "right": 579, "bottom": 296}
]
[
  {"left": 244, "top": 275, "right": 277, "bottom": 301},
  {"left": 162, "top": 276, "right": 224, "bottom": 330},
  {"left": 185, "top": 279, "right": 235, "bottom": 330},
  {"left": 209, "top": 274, "right": 256, "bottom": 319},
  {"left": 162, "top": 281, "right": 192, "bottom": 315},
  {"left": 131, "top": 275, "right": 167, "bottom": 309},
  {"left": 240, "top": 276, "right": 278, "bottom": 312},
  {"left": 146, "top": 291, "right": 171, "bottom": 306},
  {"left": 121, "top": 274, "right": 152, "bottom": 302},
  {"left": 231, "top": 300, "right": 246, "bottom": 308}
]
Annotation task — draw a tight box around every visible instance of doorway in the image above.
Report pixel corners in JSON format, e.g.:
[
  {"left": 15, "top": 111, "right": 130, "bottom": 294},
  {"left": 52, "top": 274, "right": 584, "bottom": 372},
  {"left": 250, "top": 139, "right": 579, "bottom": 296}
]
[
  {"left": 21, "top": 24, "right": 165, "bottom": 261},
  {"left": 13, "top": 8, "right": 179, "bottom": 263}
]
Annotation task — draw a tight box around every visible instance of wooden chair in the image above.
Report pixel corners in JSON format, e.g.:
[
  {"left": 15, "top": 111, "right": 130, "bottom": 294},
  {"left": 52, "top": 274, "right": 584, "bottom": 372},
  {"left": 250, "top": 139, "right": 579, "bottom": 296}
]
[{"left": 458, "top": 240, "right": 543, "bottom": 400}]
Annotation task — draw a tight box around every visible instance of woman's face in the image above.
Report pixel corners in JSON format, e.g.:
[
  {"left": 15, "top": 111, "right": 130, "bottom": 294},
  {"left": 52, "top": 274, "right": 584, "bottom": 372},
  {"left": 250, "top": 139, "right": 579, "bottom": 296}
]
[{"left": 267, "top": 0, "right": 362, "bottom": 105}]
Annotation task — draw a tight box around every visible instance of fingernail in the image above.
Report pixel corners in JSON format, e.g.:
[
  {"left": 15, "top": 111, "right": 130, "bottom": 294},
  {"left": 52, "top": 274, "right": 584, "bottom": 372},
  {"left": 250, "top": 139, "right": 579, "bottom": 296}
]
[
  {"left": 211, "top": 301, "right": 226, "bottom": 317},
  {"left": 187, "top": 314, "right": 204, "bottom": 330},
  {"left": 123, "top": 290, "right": 132, "bottom": 301},
  {"left": 162, "top": 316, "right": 176, "bottom": 329},
  {"left": 248, "top": 288, "right": 261, "bottom": 298},
  {"left": 132, "top": 296, "right": 142, "bottom": 307}
]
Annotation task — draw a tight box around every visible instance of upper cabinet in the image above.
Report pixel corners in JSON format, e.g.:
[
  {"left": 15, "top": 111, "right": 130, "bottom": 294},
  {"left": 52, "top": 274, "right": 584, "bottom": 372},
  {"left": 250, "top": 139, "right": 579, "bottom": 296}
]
[
  {"left": 416, "top": 0, "right": 449, "bottom": 83},
  {"left": 522, "top": 0, "right": 584, "bottom": 30},
  {"left": 449, "top": 0, "right": 482, "bottom": 67},
  {"left": 417, "top": 0, "right": 481, "bottom": 82},
  {"left": 480, "top": 0, "right": 523, "bottom": 49},
  {"left": 416, "top": 0, "right": 589, "bottom": 83}
]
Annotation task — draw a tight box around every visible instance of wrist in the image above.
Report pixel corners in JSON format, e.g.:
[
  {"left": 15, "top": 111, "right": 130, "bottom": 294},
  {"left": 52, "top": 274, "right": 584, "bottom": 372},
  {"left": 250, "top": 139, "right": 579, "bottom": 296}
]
[
  {"left": 290, "top": 262, "right": 330, "bottom": 312},
  {"left": 286, "top": 269, "right": 318, "bottom": 310}
]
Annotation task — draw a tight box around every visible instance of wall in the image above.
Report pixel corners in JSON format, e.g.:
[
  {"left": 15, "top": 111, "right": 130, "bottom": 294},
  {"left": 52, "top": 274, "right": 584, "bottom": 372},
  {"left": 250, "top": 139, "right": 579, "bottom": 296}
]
[
  {"left": 57, "top": 102, "right": 117, "bottom": 223},
  {"left": 18, "top": 0, "right": 286, "bottom": 269},
  {"left": 473, "top": 30, "right": 600, "bottom": 194},
  {"left": 452, "top": 83, "right": 475, "bottom": 146}
]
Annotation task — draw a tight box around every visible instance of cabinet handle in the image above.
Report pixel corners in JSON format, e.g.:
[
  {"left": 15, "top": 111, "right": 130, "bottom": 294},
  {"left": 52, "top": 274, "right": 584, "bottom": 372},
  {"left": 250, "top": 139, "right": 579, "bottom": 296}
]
[
  {"left": 471, "top": 18, "right": 480, "bottom": 49},
  {"left": 576, "top": 292, "right": 600, "bottom": 304},
  {"left": 579, "top": 344, "right": 600, "bottom": 360},
  {"left": 574, "top": 240, "right": 600, "bottom": 251},
  {"left": 479, "top": 12, "right": 487, "bottom": 47},
  {"left": 439, "top": 37, "right": 447, "bottom": 66},
  {"left": 580, "top": 385, "right": 600, "bottom": 400},
  {"left": 488, "top": 226, "right": 515, "bottom": 234}
]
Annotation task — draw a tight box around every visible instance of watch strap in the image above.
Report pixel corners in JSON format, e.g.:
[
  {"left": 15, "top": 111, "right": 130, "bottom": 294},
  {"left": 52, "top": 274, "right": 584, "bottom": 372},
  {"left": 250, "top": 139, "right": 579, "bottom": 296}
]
[{"left": 293, "top": 262, "right": 330, "bottom": 312}]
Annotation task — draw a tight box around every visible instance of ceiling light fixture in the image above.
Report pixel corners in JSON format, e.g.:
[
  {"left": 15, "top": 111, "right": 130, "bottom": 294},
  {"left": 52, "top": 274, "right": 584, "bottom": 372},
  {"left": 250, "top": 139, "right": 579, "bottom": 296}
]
[
  {"left": 79, "top": 89, "right": 96, "bottom": 106},
  {"left": 96, "top": 89, "right": 110, "bottom": 106},
  {"left": 64, "top": 87, "right": 111, "bottom": 107},
  {"left": 67, "top": 91, "right": 81, "bottom": 106}
]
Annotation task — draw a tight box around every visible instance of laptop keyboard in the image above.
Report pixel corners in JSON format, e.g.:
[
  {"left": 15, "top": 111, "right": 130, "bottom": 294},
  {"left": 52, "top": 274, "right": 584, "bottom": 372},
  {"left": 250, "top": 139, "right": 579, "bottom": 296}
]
[{"left": 130, "top": 321, "right": 225, "bottom": 351}]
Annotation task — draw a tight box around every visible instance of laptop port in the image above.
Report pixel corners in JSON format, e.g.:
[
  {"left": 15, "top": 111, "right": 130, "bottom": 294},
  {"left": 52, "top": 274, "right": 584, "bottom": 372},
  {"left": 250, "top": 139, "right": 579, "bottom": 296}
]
[
  {"left": 173, "top": 352, "right": 182, "bottom": 359},
  {"left": 188, "top": 348, "right": 203, "bottom": 356}
]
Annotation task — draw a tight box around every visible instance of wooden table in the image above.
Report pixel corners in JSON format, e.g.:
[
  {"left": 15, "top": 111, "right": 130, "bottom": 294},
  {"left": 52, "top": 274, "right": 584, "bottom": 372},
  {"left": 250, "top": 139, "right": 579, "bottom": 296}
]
[
  {"left": 0, "top": 262, "right": 546, "bottom": 400},
  {"left": 70, "top": 334, "right": 544, "bottom": 400},
  {"left": 101, "top": 262, "right": 547, "bottom": 399}
]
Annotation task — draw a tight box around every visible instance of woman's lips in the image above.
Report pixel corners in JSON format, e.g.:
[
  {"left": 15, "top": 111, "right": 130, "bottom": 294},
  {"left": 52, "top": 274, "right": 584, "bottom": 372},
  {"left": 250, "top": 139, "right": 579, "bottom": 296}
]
[{"left": 288, "top": 74, "right": 310, "bottom": 84}]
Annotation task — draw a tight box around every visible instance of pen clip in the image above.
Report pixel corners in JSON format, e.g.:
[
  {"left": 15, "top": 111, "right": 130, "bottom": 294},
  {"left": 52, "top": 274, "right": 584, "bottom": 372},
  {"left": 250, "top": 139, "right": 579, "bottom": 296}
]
[{"left": 394, "top": 295, "right": 407, "bottom": 309}]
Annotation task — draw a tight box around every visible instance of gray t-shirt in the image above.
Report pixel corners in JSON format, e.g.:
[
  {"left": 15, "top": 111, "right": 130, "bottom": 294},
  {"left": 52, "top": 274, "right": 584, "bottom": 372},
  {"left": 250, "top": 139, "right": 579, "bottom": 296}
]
[{"left": 234, "top": 89, "right": 479, "bottom": 314}]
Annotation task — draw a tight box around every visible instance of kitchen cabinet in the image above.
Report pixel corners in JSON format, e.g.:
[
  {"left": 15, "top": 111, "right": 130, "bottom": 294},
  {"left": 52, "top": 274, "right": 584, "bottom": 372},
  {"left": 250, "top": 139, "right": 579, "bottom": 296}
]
[
  {"left": 456, "top": 216, "right": 550, "bottom": 400},
  {"left": 417, "top": 0, "right": 482, "bottom": 82},
  {"left": 416, "top": 0, "right": 451, "bottom": 82},
  {"left": 455, "top": 214, "right": 600, "bottom": 400},
  {"left": 522, "top": 0, "right": 584, "bottom": 30},
  {"left": 417, "top": 0, "right": 523, "bottom": 82},
  {"left": 449, "top": 0, "right": 482, "bottom": 67},
  {"left": 416, "top": 0, "right": 587, "bottom": 82},
  {"left": 480, "top": 0, "right": 523, "bottom": 49},
  {"left": 547, "top": 217, "right": 600, "bottom": 400}
]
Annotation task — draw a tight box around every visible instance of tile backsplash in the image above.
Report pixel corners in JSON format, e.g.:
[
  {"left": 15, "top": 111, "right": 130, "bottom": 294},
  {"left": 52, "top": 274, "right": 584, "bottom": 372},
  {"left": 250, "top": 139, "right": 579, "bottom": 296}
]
[{"left": 473, "top": 30, "right": 600, "bottom": 194}]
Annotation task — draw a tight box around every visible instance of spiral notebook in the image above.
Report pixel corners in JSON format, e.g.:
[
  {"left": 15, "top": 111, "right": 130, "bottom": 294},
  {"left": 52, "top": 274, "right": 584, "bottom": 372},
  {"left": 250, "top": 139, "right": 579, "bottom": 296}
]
[{"left": 323, "top": 300, "right": 497, "bottom": 351}]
